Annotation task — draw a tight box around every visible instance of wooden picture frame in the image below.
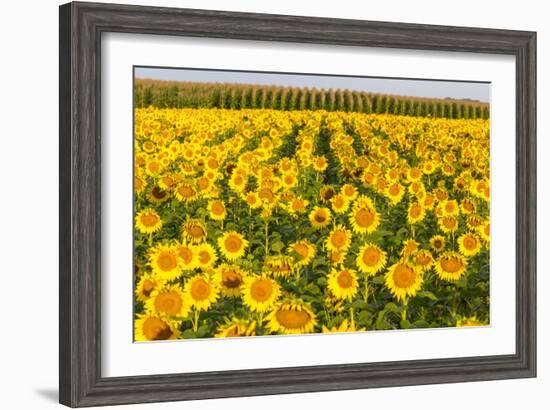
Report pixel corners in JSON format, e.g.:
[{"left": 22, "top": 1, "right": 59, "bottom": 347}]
[{"left": 59, "top": 1, "right": 536, "bottom": 407}]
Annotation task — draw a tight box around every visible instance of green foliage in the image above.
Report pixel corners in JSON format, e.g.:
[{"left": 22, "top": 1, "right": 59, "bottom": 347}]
[{"left": 133, "top": 79, "right": 489, "bottom": 118}]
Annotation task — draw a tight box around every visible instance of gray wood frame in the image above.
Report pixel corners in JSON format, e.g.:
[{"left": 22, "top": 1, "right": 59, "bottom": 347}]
[{"left": 59, "top": 1, "right": 537, "bottom": 407}]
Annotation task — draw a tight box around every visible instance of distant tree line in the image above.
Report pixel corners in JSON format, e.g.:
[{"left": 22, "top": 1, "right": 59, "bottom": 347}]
[{"left": 134, "top": 79, "right": 490, "bottom": 119}]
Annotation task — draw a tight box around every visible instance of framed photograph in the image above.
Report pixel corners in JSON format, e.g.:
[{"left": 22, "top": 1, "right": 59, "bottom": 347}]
[{"left": 59, "top": 1, "right": 536, "bottom": 407}]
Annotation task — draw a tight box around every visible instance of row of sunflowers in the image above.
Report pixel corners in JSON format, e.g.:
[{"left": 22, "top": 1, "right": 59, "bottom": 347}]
[{"left": 133, "top": 107, "right": 490, "bottom": 341}]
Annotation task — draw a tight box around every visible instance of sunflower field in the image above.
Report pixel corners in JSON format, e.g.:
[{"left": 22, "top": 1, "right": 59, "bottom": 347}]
[{"left": 134, "top": 106, "right": 490, "bottom": 342}]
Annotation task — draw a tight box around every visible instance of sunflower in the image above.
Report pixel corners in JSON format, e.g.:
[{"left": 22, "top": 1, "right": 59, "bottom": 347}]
[
  {"left": 184, "top": 275, "right": 219, "bottom": 310},
  {"left": 312, "top": 156, "right": 328, "bottom": 172},
  {"left": 158, "top": 174, "right": 177, "bottom": 191},
  {"left": 320, "top": 185, "right": 336, "bottom": 202},
  {"left": 174, "top": 182, "right": 197, "bottom": 202},
  {"left": 434, "top": 252, "right": 467, "bottom": 281},
  {"left": 135, "top": 209, "right": 162, "bottom": 234},
  {"left": 288, "top": 240, "right": 316, "bottom": 267},
  {"left": 458, "top": 232, "right": 482, "bottom": 257},
  {"left": 479, "top": 220, "right": 490, "bottom": 243},
  {"left": 407, "top": 202, "right": 425, "bottom": 225},
  {"left": 145, "top": 284, "right": 190, "bottom": 318},
  {"left": 322, "top": 319, "right": 365, "bottom": 333},
  {"left": 401, "top": 239, "right": 419, "bottom": 256},
  {"left": 135, "top": 273, "right": 165, "bottom": 302},
  {"left": 215, "top": 318, "right": 257, "bottom": 338},
  {"left": 264, "top": 255, "right": 294, "bottom": 278},
  {"left": 134, "top": 175, "right": 145, "bottom": 195},
  {"left": 460, "top": 198, "right": 477, "bottom": 214},
  {"left": 218, "top": 231, "right": 248, "bottom": 261},
  {"left": 181, "top": 219, "right": 208, "bottom": 244},
  {"left": 286, "top": 197, "right": 309, "bottom": 215},
  {"left": 407, "top": 166, "right": 423, "bottom": 182},
  {"left": 341, "top": 183, "right": 359, "bottom": 200},
  {"left": 281, "top": 173, "right": 298, "bottom": 189},
  {"left": 328, "top": 268, "right": 359, "bottom": 300},
  {"left": 148, "top": 185, "right": 170, "bottom": 203},
  {"left": 328, "top": 249, "right": 347, "bottom": 266},
  {"left": 422, "top": 160, "right": 437, "bottom": 175},
  {"left": 194, "top": 243, "right": 218, "bottom": 269},
  {"left": 326, "top": 225, "right": 352, "bottom": 252},
  {"left": 207, "top": 200, "right": 227, "bottom": 221},
  {"left": 356, "top": 243, "right": 387, "bottom": 275},
  {"left": 385, "top": 262, "right": 423, "bottom": 301},
  {"left": 385, "top": 182, "right": 405, "bottom": 205},
  {"left": 266, "top": 300, "right": 317, "bottom": 335},
  {"left": 440, "top": 199, "right": 460, "bottom": 217},
  {"left": 215, "top": 264, "right": 246, "bottom": 297},
  {"left": 148, "top": 244, "right": 181, "bottom": 280},
  {"left": 348, "top": 204, "right": 380, "bottom": 234},
  {"left": 430, "top": 235, "right": 446, "bottom": 252},
  {"left": 330, "top": 194, "right": 350, "bottom": 214},
  {"left": 242, "top": 276, "right": 280, "bottom": 312},
  {"left": 134, "top": 314, "right": 180, "bottom": 341},
  {"left": 175, "top": 242, "right": 196, "bottom": 270},
  {"left": 438, "top": 216, "right": 458, "bottom": 234},
  {"left": 413, "top": 250, "right": 434, "bottom": 272},
  {"left": 466, "top": 215, "right": 484, "bottom": 230},
  {"left": 309, "top": 206, "right": 331, "bottom": 228},
  {"left": 456, "top": 315, "right": 485, "bottom": 327},
  {"left": 228, "top": 172, "right": 247, "bottom": 193},
  {"left": 243, "top": 192, "right": 262, "bottom": 209}
]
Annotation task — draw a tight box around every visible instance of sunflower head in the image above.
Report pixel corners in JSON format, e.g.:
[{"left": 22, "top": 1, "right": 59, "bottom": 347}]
[
  {"left": 458, "top": 232, "right": 482, "bottom": 257},
  {"left": 322, "top": 319, "right": 365, "bottom": 333},
  {"left": 218, "top": 231, "right": 249, "bottom": 261},
  {"left": 145, "top": 284, "right": 190, "bottom": 318},
  {"left": 456, "top": 315, "right": 486, "bottom": 327},
  {"left": 184, "top": 275, "right": 219, "bottom": 311},
  {"left": 194, "top": 243, "right": 218, "bottom": 269},
  {"left": 435, "top": 252, "right": 467, "bottom": 281},
  {"left": 328, "top": 268, "right": 359, "bottom": 300},
  {"left": 242, "top": 275, "right": 280, "bottom": 312},
  {"left": 174, "top": 182, "right": 198, "bottom": 202},
  {"left": 326, "top": 225, "right": 352, "bottom": 252},
  {"left": 134, "top": 314, "right": 181, "bottom": 342},
  {"left": 148, "top": 244, "right": 182, "bottom": 281},
  {"left": 349, "top": 203, "right": 380, "bottom": 234},
  {"left": 330, "top": 194, "right": 350, "bottom": 214},
  {"left": 266, "top": 300, "right": 317, "bottom": 335},
  {"left": 182, "top": 219, "right": 208, "bottom": 244},
  {"left": 385, "top": 262, "right": 423, "bottom": 301},
  {"left": 438, "top": 216, "right": 458, "bottom": 233},
  {"left": 148, "top": 185, "right": 170, "bottom": 203},
  {"left": 135, "top": 273, "right": 165, "bottom": 302},
  {"left": 208, "top": 200, "right": 227, "bottom": 221},
  {"left": 135, "top": 208, "right": 162, "bottom": 234},
  {"left": 356, "top": 243, "right": 387, "bottom": 275},
  {"left": 288, "top": 240, "right": 316, "bottom": 267},
  {"left": 216, "top": 264, "right": 246, "bottom": 297},
  {"left": 264, "top": 255, "right": 294, "bottom": 278},
  {"left": 215, "top": 318, "right": 257, "bottom": 338},
  {"left": 407, "top": 202, "right": 425, "bottom": 225},
  {"left": 413, "top": 250, "right": 434, "bottom": 272},
  {"left": 309, "top": 206, "right": 331, "bottom": 228}
]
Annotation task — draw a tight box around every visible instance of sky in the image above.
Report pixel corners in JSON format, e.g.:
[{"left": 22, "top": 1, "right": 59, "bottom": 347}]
[{"left": 135, "top": 67, "right": 490, "bottom": 103}]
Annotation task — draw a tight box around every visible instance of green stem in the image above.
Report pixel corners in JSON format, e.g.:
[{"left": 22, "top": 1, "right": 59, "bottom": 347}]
[
  {"left": 401, "top": 297, "right": 408, "bottom": 322},
  {"left": 192, "top": 309, "right": 200, "bottom": 333},
  {"left": 264, "top": 219, "right": 269, "bottom": 256}
]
